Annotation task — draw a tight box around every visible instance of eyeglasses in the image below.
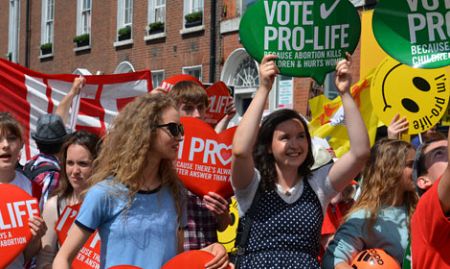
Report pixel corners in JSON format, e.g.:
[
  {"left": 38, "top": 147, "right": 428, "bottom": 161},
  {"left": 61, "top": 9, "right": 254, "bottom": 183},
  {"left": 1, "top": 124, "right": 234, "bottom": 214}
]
[{"left": 156, "top": 122, "right": 184, "bottom": 137}]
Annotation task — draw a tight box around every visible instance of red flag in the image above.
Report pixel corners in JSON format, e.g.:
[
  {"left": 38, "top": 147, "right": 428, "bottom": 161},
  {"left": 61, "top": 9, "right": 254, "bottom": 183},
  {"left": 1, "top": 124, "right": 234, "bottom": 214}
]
[{"left": 0, "top": 59, "right": 151, "bottom": 161}]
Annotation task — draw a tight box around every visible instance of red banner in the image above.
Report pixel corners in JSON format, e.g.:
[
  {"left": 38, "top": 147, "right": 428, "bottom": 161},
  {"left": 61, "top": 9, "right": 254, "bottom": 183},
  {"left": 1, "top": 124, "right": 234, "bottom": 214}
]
[{"left": 0, "top": 59, "right": 152, "bottom": 162}]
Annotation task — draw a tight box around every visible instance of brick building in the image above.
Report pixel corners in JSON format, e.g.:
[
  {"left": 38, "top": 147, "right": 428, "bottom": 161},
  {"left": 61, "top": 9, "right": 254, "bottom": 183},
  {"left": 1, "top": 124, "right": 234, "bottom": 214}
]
[{"left": 1, "top": 0, "right": 371, "bottom": 119}]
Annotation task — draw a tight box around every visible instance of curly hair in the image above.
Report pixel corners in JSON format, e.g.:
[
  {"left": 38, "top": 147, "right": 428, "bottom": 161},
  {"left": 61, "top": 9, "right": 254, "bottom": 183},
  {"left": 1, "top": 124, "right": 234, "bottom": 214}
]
[
  {"left": 347, "top": 138, "right": 418, "bottom": 232},
  {"left": 253, "top": 109, "right": 314, "bottom": 191},
  {"left": 88, "top": 93, "right": 184, "bottom": 226},
  {"left": 53, "top": 131, "right": 101, "bottom": 201}
]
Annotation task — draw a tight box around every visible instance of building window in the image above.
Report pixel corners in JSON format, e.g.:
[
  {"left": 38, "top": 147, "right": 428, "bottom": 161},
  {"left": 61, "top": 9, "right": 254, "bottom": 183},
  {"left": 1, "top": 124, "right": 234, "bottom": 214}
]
[
  {"left": 324, "top": 72, "right": 339, "bottom": 100},
  {"left": 117, "top": 0, "right": 133, "bottom": 41},
  {"left": 114, "top": 61, "right": 135, "bottom": 73},
  {"left": 148, "top": 0, "right": 165, "bottom": 34},
  {"left": 41, "top": 0, "right": 54, "bottom": 54},
  {"left": 238, "top": 0, "right": 257, "bottom": 16},
  {"left": 8, "top": 0, "right": 20, "bottom": 62},
  {"left": 148, "top": 0, "right": 165, "bottom": 24},
  {"left": 183, "top": 0, "right": 203, "bottom": 28},
  {"left": 151, "top": 70, "right": 165, "bottom": 89},
  {"left": 182, "top": 65, "right": 202, "bottom": 81},
  {"left": 77, "top": 0, "right": 91, "bottom": 35}
]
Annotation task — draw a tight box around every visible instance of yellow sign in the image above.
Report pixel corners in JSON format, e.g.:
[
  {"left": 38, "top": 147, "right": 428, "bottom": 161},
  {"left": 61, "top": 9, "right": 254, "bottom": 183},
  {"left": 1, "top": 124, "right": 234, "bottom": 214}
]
[
  {"left": 217, "top": 197, "right": 239, "bottom": 252},
  {"left": 371, "top": 57, "right": 450, "bottom": 134}
]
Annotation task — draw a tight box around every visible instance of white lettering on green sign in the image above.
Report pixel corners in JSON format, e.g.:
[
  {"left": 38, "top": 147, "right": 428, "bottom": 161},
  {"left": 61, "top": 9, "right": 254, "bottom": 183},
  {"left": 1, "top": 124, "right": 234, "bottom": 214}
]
[{"left": 406, "top": 0, "right": 450, "bottom": 43}]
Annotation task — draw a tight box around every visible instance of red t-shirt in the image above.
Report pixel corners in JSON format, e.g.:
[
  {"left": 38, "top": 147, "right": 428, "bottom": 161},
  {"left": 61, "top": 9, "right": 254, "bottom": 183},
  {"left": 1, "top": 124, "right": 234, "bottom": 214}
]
[{"left": 411, "top": 178, "right": 450, "bottom": 268}]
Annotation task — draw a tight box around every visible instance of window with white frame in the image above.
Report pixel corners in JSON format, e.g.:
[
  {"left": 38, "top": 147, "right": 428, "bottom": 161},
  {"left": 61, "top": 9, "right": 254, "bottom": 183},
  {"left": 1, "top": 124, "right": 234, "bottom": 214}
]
[
  {"left": 77, "top": 0, "right": 91, "bottom": 35},
  {"left": 41, "top": 0, "right": 54, "bottom": 46},
  {"left": 324, "top": 72, "right": 339, "bottom": 100},
  {"left": 183, "top": 0, "right": 203, "bottom": 27},
  {"left": 8, "top": 0, "right": 20, "bottom": 62},
  {"left": 117, "top": 0, "right": 133, "bottom": 40},
  {"left": 183, "top": 65, "right": 202, "bottom": 81},
  {"left": 148, "top": 0, "right": 165, "bottom": 24},
  {"left": 151, "top": 70, "right": 165, "bottom": 89},
  {"left": 238, "top": 0, "right": 257, "bottom": 16}
]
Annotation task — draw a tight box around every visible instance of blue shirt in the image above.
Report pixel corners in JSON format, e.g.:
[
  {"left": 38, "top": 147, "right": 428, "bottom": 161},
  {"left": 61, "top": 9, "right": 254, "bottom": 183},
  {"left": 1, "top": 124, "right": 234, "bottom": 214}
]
[
  {"left": 322, "top": 206, "right": 409, "bottom": 268},
  {"left": 76, "top": 179, "right": 182, "bottom": 269}
]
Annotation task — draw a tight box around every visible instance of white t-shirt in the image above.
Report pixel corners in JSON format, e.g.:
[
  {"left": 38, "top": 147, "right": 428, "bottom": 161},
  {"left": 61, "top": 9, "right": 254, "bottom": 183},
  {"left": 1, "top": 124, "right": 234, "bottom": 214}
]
[
  {"left": 2, "top": 171, "right": 33, "bottom": 269},
  {"left": 233, "top": 163, "right": 338, "bottom": 217}
]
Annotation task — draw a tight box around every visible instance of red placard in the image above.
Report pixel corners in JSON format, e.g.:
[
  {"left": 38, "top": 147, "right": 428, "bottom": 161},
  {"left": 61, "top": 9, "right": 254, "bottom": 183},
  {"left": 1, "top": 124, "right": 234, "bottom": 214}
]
[
  {"left": 55, "top": 204, "right": 101, "bottom": 269},
  {"left": 162, "top": 250, "right": 232, "bottom": 269},
  {"left": 204, "top": 82, "right": 233, "bottom": 126},
  {"left": 176, "top": 117, "right": 235, "bottom": 199},
  {"left": 0, "top": 184, "right": 40, "bottom": 268}
]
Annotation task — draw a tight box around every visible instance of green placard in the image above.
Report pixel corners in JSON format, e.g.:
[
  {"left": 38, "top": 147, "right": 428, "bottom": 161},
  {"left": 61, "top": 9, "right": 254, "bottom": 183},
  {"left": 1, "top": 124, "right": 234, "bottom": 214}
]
[
  {"left": 373, "top": 0, "right": 450, "bottom": 68},
  {"left": 239, "top": 0, "right": 361, "bottom": 84}
]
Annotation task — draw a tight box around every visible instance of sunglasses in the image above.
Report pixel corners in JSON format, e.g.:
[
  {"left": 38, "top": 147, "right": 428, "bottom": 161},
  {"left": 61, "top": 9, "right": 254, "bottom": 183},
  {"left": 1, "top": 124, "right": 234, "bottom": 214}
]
[{"left": 156, "top": 122, "right": 184, "bottom": 137}]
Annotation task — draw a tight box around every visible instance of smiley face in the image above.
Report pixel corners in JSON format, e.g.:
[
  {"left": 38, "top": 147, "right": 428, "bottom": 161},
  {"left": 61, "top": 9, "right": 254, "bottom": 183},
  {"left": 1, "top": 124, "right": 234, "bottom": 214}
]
[
  {"left": 371, "top": 57, "right": 450, "bottom": 134},
  {"left": 217, "top": 197, "right": 239, "bottom": 252}
]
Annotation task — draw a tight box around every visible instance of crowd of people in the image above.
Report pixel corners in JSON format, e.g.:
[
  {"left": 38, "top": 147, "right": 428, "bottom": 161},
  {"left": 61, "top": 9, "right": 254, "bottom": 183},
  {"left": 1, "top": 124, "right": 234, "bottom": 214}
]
[{"left": 0, "top": 54, "right": 449, "bottom": 269}]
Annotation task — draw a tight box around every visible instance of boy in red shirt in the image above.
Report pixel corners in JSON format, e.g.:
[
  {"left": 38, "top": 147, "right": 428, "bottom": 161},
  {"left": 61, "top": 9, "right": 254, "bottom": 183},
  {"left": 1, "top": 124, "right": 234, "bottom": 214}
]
[{"left": 411, "top": 131, "right": 450, "bottom": 268}]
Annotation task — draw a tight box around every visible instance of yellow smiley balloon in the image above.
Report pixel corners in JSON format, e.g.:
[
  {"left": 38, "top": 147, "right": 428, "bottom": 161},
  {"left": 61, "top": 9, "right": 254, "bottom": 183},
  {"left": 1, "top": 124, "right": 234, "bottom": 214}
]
[
  {"left": 371, "top": 57, "right": 450, "bottom": 135},
  {"left": 217, "top": 197, "right": 239, "bottom": 252}
]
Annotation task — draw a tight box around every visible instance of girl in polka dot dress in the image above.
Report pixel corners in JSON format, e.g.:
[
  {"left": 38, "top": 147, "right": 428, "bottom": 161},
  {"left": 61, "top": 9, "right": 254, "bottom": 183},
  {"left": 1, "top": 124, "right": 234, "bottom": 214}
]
[{"left": 231, "top": 54, "right": 370, "bottom": 268}]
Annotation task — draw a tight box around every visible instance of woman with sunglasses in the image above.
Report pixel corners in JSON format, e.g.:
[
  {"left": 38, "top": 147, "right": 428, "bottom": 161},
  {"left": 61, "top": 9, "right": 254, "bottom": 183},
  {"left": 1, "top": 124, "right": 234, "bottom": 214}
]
[
  {"left": 37, "top": 131, "right": 100, "bottom": 269},
  {"left": 53, "top": 94, "right": 229, "bottom": 269}
]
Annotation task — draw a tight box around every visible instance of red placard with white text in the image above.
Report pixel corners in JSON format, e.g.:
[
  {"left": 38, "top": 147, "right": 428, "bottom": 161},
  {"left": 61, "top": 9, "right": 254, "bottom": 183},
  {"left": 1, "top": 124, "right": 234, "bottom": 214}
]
[
  {"left": 55, "top": 204, "right": 101, "bottom": 269},
  {"left": 204, "top": 82, "right": 233, "bottom": 126},
  {"left": 0, "top": 184, "right": 40, "bottom": 268},
  {"left": 176, "top": 117, "right": 235, "bottom": 199}
]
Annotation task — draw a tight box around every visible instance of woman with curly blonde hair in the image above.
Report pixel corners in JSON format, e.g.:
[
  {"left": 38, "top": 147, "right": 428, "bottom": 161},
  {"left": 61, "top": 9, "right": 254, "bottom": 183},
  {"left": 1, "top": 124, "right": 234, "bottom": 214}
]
[
  {"left": 323, "top": 138, "right": 419, "bottom": 269},
  {"left": 53, "top": 94, "right": 229, "bottom": 269}
]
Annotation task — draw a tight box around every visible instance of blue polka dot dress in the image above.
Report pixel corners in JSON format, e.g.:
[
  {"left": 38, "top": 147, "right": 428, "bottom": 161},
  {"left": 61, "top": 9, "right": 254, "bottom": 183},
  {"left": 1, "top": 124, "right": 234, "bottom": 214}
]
[{"left": 238, "top": 179, "right": 323, "bottom": 268}]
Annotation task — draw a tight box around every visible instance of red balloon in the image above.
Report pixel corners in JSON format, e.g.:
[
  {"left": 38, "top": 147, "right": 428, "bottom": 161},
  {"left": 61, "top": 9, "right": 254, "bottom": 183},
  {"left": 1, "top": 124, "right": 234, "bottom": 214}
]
[
  {"left": 162, "top": 250, "right": 231, "bottom": 269},
  {"left": 351, "top": 249, "right": 400, "bottom": 269}
]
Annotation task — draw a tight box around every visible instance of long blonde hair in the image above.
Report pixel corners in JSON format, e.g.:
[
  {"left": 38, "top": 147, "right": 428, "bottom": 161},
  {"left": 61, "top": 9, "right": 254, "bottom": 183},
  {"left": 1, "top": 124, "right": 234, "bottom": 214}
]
[
  {"left": 88, "top": 93, "right": 184, "bottom": 225},
  {"left": 347, "top": 138, "right": 418, "bottom": 232}
]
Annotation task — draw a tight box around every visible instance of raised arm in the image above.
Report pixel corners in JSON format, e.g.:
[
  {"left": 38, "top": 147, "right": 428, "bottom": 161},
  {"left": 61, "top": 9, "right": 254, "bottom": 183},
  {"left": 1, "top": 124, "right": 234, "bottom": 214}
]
[
  {"left": 214, "top": 99, "right": 236, "bottom": 133},
  {"left": 438, "top": 127, "right": 450, "bottom": 214},
  {"left": 55, "top": 76, "right": 85, "bottom": 124},
  {"left": 328, "top": 54, "right": 370, "bottom": 192},
  {"left": 231, "top": 54, "right": 279, "bottom": 190}
]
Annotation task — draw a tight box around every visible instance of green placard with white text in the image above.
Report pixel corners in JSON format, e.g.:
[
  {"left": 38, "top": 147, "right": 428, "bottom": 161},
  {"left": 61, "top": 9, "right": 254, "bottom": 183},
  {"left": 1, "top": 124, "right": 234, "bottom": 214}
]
[{"left": 239, "top": 0, "right": 361, "bottom": 84}]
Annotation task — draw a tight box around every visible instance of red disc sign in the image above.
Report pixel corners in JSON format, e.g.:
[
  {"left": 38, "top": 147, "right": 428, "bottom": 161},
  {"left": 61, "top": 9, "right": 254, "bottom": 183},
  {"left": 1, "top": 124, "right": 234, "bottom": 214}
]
[
  {"left": 0, "top": 184, "right": 40, "bottom": 268},
  {"left": 177, "top": 117, "right": 236, "bottom": 199},
  {"left": 204, "top": 82, "right": 233, "bottom": 126},
  {"left": 162, "top": 250, "right": 232, "bottom": 269}
]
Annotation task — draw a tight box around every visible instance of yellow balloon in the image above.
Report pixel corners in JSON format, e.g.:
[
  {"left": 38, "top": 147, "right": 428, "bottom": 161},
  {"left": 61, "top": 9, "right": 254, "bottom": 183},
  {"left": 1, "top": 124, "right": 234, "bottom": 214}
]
[
  {"left": 217, "top": 197, "right": 239, "bottom": 252},
  {"left": 371, "top": 57, "right": 450, "bottom": 134}
]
